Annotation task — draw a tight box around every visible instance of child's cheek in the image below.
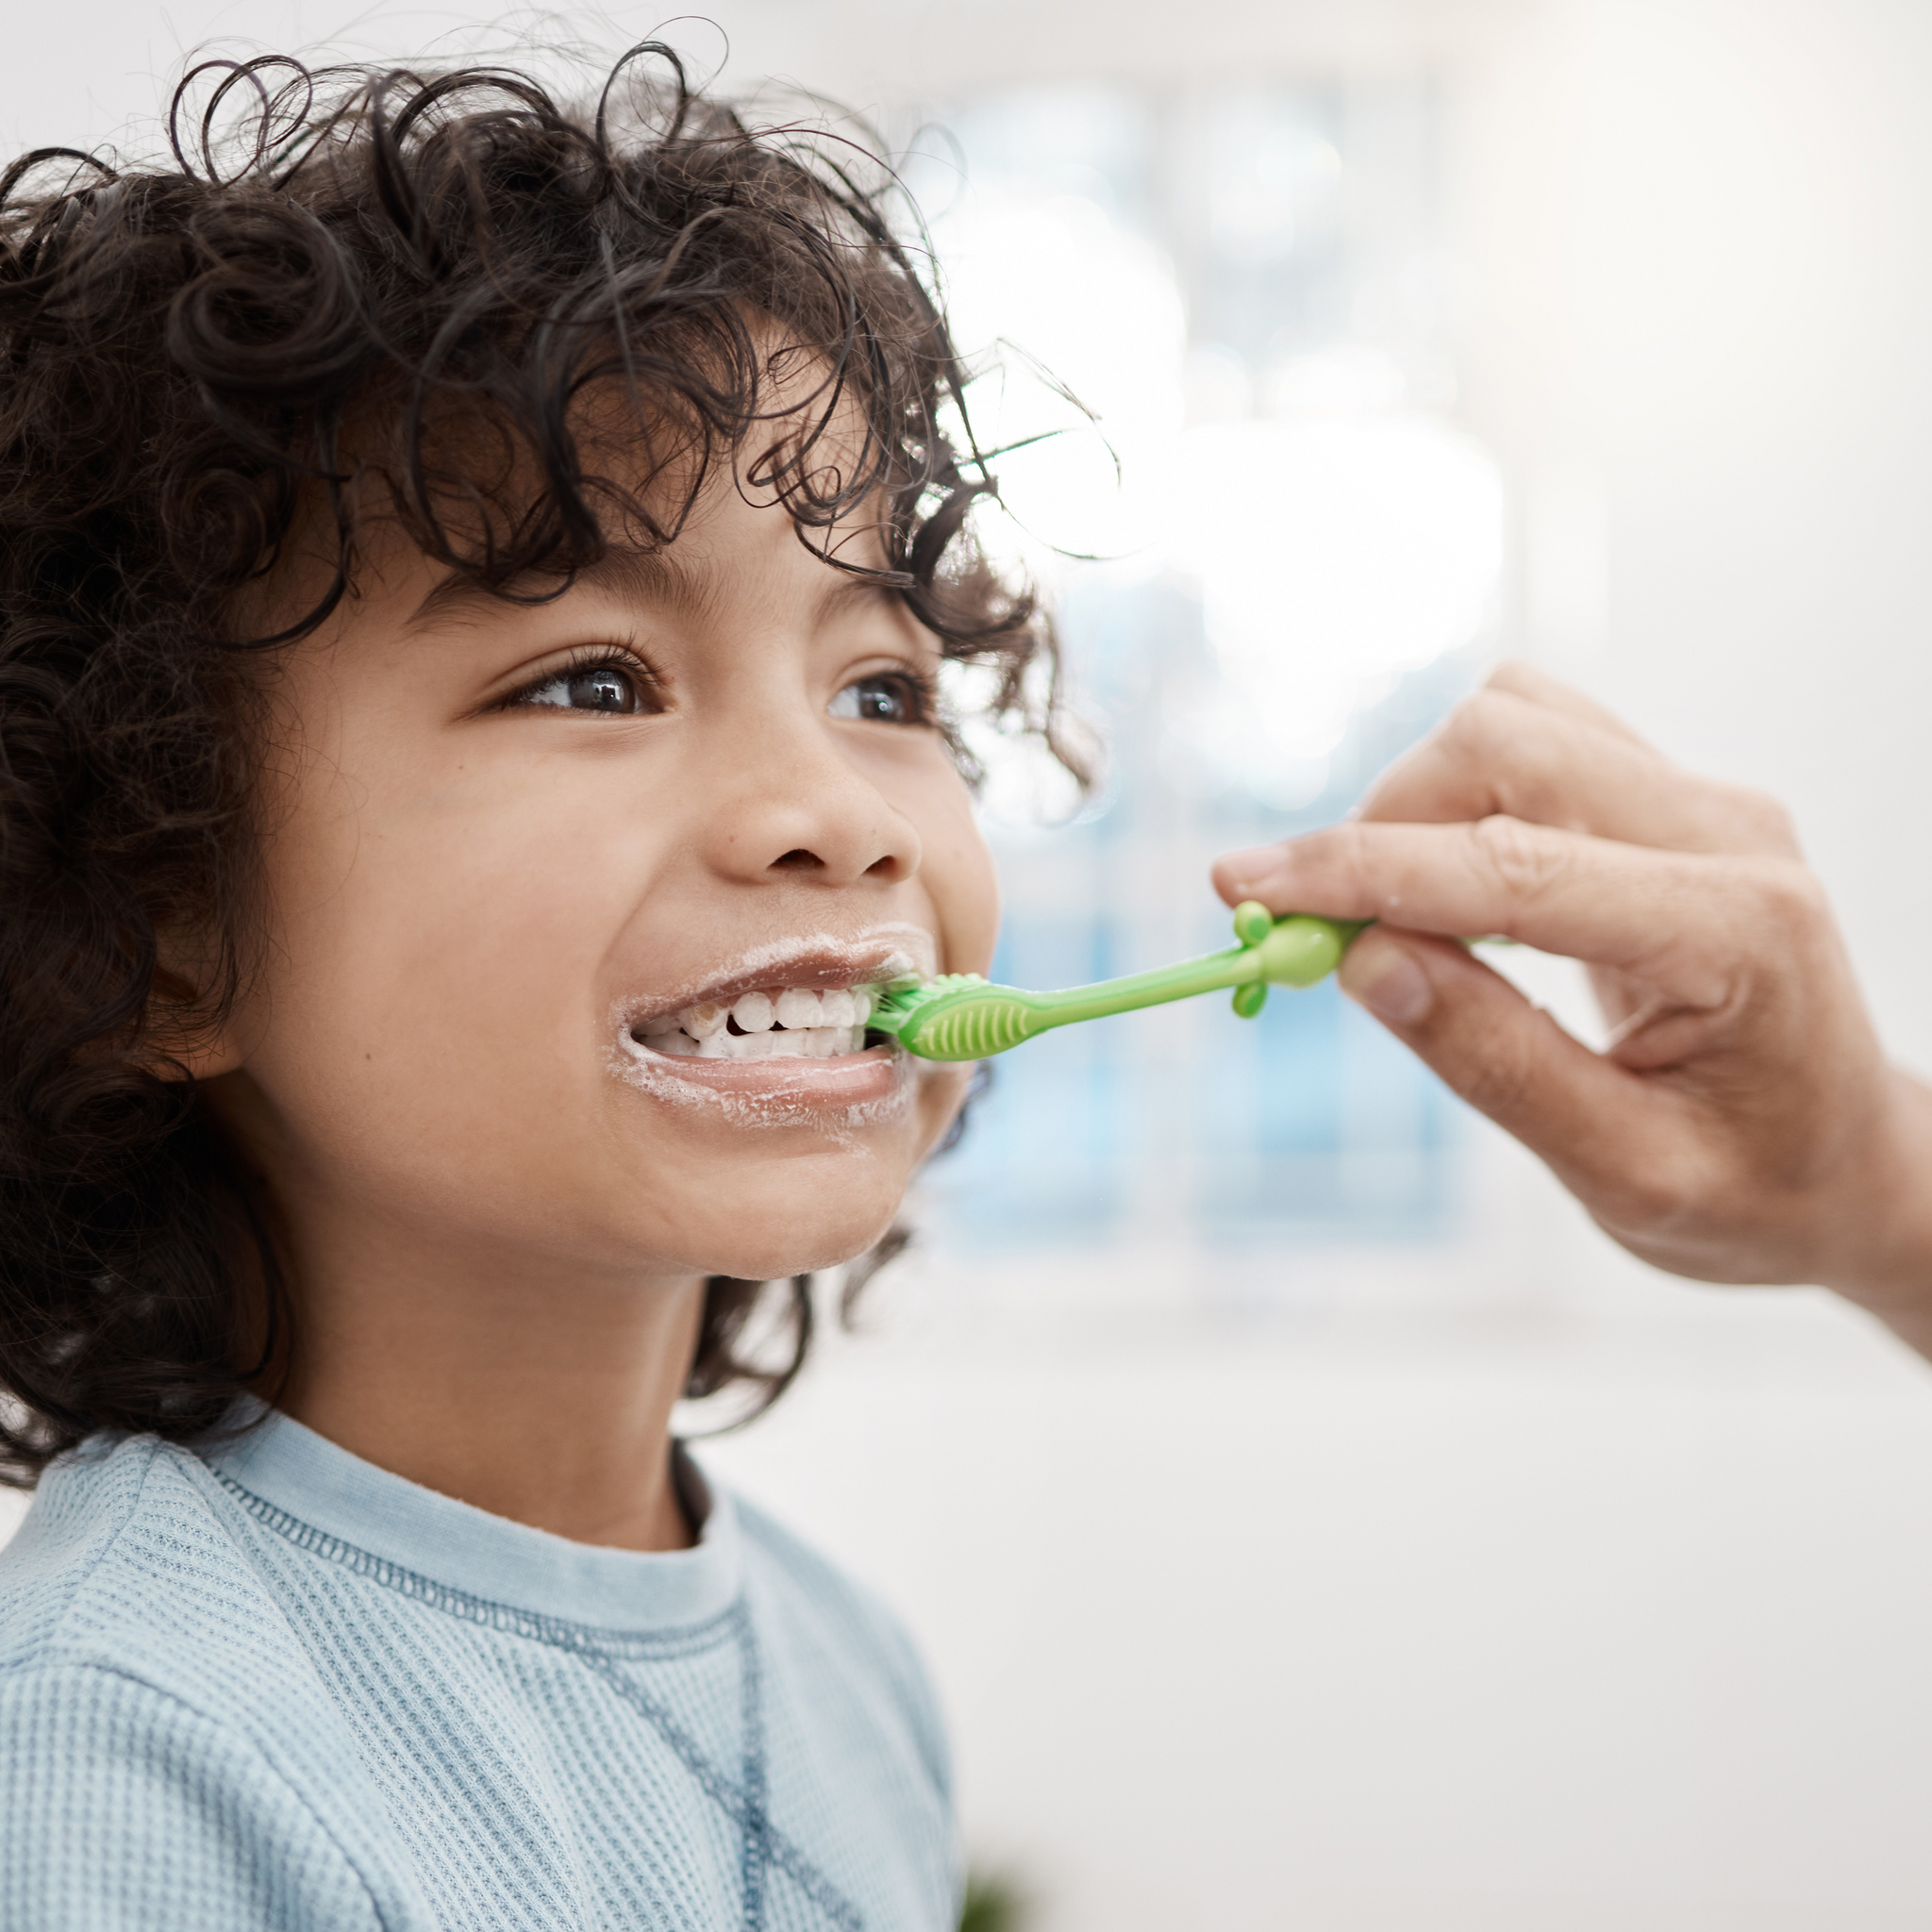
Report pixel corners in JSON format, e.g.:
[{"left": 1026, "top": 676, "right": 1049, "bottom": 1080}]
[
  {"left": 927, "top": 789, "right": 1001, "bottom": 979},
  {"left": 912, "top": 1058, "right": 979, "bottom": 1163}
]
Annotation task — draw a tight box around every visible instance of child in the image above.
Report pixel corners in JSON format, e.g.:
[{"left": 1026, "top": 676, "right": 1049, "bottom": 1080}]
[{"left": 0, "top": 49, "right": 1072, "bottom": 1929}]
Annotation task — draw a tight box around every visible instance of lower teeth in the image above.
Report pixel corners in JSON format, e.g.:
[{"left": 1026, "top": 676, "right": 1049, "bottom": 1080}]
[{"left": 637, "top": 1024, "right": 868, "bottom": 1060}]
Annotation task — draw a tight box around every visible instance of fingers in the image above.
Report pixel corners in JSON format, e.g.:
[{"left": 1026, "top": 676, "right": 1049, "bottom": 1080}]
[
  {"left": 1216, "top": 814, "right": 1795, "bottom": 1004},
  {"left": 1481, "top": 659, "right": 1654, "bottom": 748},
  {"left": 1356, "top": 686, "right": 1797, "bottom": 858},
  {"left": 1337, "top": 926, "right": 1700, "bottom": 1209}
]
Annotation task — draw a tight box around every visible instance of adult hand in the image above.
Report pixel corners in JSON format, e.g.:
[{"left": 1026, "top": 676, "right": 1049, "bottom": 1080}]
[{"left": 1212, "top": 662, "right": 1932, "bottom": 1349}]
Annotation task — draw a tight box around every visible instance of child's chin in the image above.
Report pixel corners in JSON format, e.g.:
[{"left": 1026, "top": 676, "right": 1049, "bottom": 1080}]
[{"left": 693, "top": 1205, "right": 903, "bottom": 1285}]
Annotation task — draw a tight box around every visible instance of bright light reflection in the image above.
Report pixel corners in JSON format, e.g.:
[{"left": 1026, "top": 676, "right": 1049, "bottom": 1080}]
[
  {"left": 1162, "top": 412, "right": 1505, "bottom": 800},
  {"left": 928, "top": 185, "right": 1183, "bottom": 562},
  {"left": 927, "top": 174, "right": 1504, "bottom": 818}
]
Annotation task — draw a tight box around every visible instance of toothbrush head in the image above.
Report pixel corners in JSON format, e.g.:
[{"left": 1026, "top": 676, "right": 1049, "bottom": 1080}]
[{"left": 865, "top": 974, "right": 1029, "bottom": 1061}]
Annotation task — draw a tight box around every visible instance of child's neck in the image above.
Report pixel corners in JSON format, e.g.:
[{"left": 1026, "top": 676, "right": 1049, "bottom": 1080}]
[{"left": 275, "top": 1257, "right": 708, "bottom": 1553}]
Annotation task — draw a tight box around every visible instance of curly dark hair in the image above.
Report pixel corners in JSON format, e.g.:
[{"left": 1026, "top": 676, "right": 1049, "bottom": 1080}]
[{"left": 0, "top": 47, "right": 1068, "bottom": 1484}]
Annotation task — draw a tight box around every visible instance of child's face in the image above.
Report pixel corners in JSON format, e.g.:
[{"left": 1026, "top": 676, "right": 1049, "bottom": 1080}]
[{"left": 204, "top": 458, "right": 998, "bottom": 1291}]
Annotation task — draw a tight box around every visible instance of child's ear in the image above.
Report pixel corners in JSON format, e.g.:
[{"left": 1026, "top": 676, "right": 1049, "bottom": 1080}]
[
  {"left": 142, "top": 963, "right": 248, "bottom": 1081},
  {"left": 153, "top": 1028, "right": 247, "bottom": 1082}
]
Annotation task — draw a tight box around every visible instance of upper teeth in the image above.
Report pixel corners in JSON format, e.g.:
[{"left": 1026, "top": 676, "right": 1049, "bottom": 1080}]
[
  {"left": 684, "top": 1001, "right": 728, "bottom": 1040},
  {"left": 634, "top": 985, "right": 875, "bottom": 1060}
]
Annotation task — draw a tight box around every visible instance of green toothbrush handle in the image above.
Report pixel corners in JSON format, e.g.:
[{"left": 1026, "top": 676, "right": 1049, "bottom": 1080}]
[{"left": 872, "top": 902, "right": 1368, "bottom": 1061}]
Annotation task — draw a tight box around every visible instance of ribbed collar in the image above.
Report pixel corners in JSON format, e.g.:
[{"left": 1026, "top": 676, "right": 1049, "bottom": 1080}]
[{"left": 202, "top": 1406, "right": 741, "bottom": 1633}]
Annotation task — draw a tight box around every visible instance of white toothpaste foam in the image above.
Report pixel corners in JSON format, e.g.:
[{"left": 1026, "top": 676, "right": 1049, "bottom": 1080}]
[
  {"left": 609, "top": 1035, "right": 918, "bottom": 1133},
  {"left": 614, "top": 924, "right": 933, "bottom": 1038}
]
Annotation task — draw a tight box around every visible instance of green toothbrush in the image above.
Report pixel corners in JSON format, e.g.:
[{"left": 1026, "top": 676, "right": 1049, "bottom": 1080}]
[{"left": 866, "top": 902, "right": 1369, "bottom": 1062}]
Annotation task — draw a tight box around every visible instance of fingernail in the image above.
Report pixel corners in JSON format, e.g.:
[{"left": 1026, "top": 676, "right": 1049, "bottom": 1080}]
[
  {"left": 1217, "top": 846, "right": 1285, "bottom": 894},
  {"left": 1343, "top": 941, "right": 1433, "bottom": 1026}
]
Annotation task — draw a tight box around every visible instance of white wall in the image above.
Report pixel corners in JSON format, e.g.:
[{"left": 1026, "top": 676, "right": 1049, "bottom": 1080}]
[
  {"left": 1453, "top": 0, "right": 1932, "bottom": 1073},
  {"left": 696, "top": 1274, "right": 1932, "bottom": 1932},
  {"left": 9, "top": 5, "right": 1932, "bottom": 1927}
]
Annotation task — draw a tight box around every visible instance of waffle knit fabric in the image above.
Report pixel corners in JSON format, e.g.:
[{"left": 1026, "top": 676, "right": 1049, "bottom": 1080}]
[{"left": 0, "top": 1408, "right": 956, "bottom": 1930}]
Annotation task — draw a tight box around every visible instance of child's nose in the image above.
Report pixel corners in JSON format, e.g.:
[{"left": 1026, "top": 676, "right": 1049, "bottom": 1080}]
[
  {"left": 703, "top": 737, "right": 921, "bottom": 889},
  {"left": 768, "top": 843, "right": 892, "bottom": 877}
]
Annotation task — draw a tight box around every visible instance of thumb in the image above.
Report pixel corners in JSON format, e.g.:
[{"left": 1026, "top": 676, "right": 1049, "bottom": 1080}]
[{"left": 1340, "top": 927, "right": 1657, "bottom": 1184}]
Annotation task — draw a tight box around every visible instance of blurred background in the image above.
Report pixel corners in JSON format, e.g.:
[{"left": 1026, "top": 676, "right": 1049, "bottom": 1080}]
[{"left": 10, "top": 2, "right": 1932, "bottom": 1925}]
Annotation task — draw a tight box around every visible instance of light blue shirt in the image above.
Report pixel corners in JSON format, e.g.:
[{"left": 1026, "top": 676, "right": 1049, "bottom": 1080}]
[{"left": 0, "top": 1410, "right": 956, "bottom": 1929}]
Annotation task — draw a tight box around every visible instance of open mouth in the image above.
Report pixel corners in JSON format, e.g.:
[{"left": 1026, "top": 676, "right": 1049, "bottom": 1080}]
[{"left": 629, "top": 983, "right": 887, "bottom": 1061}]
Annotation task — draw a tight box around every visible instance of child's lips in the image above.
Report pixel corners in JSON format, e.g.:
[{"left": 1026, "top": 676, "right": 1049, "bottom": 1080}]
[
  {"left": 611, "top": 924, "right": 934, "bottom": 1116},
  {"left": 619, "top": 928, "right": 933, "bottom": 1037},
  {"left": 622, "top": 1034, "right": 904, "bottom": 1105}
]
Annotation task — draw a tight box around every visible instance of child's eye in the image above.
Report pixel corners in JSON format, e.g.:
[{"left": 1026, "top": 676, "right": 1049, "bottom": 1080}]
[
  {"left": 828, "top": 673, "right": 931, "bottom": 726},
  {"left": 510, "top": 659, "right": 653, "bottom": 715}
]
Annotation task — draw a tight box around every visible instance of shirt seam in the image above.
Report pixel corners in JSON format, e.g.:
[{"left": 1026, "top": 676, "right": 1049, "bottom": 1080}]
[
  {"left": 207, "top": 1473, "right": 866, "bottom": 1926},
  {"left": 207, "top": 1466, "right": 741, "bottom": 1658}
]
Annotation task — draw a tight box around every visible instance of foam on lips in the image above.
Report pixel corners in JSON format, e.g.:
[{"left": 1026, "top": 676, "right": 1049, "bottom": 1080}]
[{"left": 633, "top": 984, "right": 879, "bottom": 1060}]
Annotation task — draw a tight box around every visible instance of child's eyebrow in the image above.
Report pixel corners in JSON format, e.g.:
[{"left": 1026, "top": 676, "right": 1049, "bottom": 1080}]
[
  {"left": 406, "top": 543, "right": 896, "bottom": 632},
  {"left": 406, "top": 546, "right": 707, "bottom": 630}
]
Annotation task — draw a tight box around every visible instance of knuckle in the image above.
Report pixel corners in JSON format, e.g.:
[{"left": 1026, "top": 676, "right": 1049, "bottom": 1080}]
[
  {"left": 1746, "top": 858, "right": 1828, "bottom": 938},
  {"left": 1466, "top": 812, "right": 1572, "bottom": 903},
  {"left": 1436, "top": 689, "right": 1518, "bottom": 770},
  {"left": 1331, "top": 816, "right": 1378, "bottom": 878},
  {"left": 1715, "top": 781, "right": 1799, "bottom": 852},
  {"left": 1593, "top": 1156, "right": 1707, "bottom": 1240}
]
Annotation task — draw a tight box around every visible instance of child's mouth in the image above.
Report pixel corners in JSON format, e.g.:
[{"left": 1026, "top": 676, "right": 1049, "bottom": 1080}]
[
  {"left": 629, "top": 984, "right": 882, "bottom": 1060},
  {"left": 611, "top": 929, "right": 933, "bottom": 1122}
]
